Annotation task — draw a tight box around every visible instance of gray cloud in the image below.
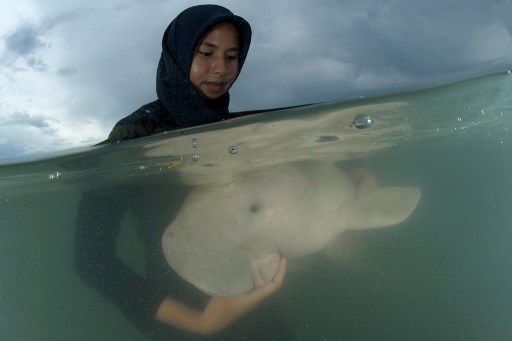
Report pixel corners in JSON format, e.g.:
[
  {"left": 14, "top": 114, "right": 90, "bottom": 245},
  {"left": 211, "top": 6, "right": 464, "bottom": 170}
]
[
  {"left": 0, "top": 127, "right": 48, "bottom": 159},
  {"left": 2, "top": 111, "right": 58, "bottom": 130},
  {"left": 341, "top": 1, "right": 507, "bottom": 76},
  {"left": 2, "top": 22, "right": 49, "bottom": 71},
  {"left": 57, "top": 67, "right": 75, "bottom": 76},
  {"left": 1, "top": 11, "right": 81, "bottom": 72},
  {"left": 229, "top": 0, "right": 512, "bottom": 109},
  {"left": 0, "top": 142, "right": 27, "bottom": 160},
  {"left": 4, "top": 23, "right": 47, "bottom": 56},
  {"left": 26, "top": 56, "right": 48, "bottom": 71}
]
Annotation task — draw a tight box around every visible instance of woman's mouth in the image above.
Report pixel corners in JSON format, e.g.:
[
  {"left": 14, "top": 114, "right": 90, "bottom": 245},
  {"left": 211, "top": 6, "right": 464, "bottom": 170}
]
[{"left": 205, "top": 81, "right": 224, "bottom": 93}]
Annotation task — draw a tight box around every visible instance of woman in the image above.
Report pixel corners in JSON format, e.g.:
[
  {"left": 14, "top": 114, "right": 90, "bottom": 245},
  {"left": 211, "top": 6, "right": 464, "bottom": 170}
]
[
  {"left": 105, "top": 4, "right": 251, "bottom": 141},
  {"left": 74, "top": 5, "right": 286, "bottom": 336}
]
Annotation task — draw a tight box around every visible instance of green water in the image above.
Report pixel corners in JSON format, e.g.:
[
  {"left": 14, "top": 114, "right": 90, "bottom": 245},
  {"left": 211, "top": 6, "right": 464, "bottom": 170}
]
[
  {"left": 284, "top": 135, "right": 512, "bottom": 340},
  {"left": 1, "top": 72, "right": 511, "bottom": 340}
]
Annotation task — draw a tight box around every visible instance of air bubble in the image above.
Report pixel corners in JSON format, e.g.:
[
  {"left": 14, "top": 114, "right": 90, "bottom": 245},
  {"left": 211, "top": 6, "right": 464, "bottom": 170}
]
[
  {"left": 192, "top": 155, "right": 200, "bottom": 161},
  {"left": 351, "top": 114, "right": 374, "bottom": 129},
  {"left": 192, "top": 138, "right": 199, "bottom": 148},
  {"left": 228, "top": 146, "right": 238, "bottom": 154},
  {"left": 48, "top": 172, "right": 61, "bottom": 180}
]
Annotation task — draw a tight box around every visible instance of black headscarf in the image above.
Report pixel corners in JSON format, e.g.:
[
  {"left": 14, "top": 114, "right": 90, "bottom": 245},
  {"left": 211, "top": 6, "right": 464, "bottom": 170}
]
[{"left": 156, "top": 4, "right": 252, "bottom": 127}]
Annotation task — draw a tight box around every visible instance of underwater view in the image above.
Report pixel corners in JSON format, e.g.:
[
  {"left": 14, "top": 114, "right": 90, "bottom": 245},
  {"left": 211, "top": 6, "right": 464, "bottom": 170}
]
[{"left": 1, "top": 71, "right": 512, "bottom": 340}]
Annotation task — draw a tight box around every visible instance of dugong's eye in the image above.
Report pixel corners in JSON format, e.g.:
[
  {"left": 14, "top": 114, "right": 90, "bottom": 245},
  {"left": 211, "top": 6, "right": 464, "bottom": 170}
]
[{"left": 250, "top": 204, "right": 260, "bottom": 213}]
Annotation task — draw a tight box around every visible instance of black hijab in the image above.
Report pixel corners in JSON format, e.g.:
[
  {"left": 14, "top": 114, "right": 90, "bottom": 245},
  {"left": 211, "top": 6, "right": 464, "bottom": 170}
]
[{"left": 156, "top": 5, "right": 252, "bottom": 127}]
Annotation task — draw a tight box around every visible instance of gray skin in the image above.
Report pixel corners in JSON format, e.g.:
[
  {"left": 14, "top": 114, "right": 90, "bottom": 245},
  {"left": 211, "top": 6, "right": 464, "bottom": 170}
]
[{"left": 162, "top": 160, "right": 421, "bottom": 297}]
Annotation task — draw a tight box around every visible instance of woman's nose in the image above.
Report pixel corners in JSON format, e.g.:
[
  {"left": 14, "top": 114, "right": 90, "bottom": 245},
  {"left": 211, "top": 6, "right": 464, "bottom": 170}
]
[{"left": 211, "top": 57, "right": 226, "bottom": 74}]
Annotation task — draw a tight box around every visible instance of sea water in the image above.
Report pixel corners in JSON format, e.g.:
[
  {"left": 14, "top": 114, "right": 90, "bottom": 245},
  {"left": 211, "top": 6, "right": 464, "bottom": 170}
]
[{"left": 1, "top": 71, "right": 511, "bottom": 340}]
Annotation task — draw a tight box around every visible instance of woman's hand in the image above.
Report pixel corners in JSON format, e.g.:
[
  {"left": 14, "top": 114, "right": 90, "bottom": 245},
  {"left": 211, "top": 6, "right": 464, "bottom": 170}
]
[
  {"left": 156, "top": 257, "right": 287, "bottom": 335},
  {"left": 199, "top": 257, "right": 286, "bottom": 334}
]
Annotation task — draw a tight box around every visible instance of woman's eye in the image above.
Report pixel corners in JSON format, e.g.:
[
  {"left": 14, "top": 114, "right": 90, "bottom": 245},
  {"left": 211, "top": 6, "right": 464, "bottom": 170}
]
[
  {"left": 198, "top": 50, "right": 213, "bottom": 57},
  {"left": 227, "top": 54, "right": 239, "bottom": 60}
]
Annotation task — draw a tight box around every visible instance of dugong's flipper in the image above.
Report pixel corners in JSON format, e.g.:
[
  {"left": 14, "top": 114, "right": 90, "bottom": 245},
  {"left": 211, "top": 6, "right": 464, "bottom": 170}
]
[
  {"left": 342, "top": 187, "right": 421, "bottom": 230},
  {"left": 321, "top": 187, "right": 421, "bottom": 260}
]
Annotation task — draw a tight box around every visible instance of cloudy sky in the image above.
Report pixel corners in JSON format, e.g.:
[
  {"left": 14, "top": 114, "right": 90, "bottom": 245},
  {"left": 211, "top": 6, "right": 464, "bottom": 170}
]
[{"left": 0, "top": 0, "right": 511, "bottom": 160}]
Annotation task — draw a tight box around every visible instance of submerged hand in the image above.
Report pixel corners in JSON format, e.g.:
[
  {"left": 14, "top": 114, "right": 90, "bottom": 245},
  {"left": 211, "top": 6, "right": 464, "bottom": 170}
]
[
  {"left": 198, "top": 257, "right": 287, "bottom": 334},
  {"left": 156, "top": 257, "right": 286, "bottom": 335}
]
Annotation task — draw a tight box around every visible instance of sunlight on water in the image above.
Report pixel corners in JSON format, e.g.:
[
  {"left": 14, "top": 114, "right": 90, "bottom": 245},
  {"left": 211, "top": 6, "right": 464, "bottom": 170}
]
[{"left": 1, "top": 71, "right": 511, "bottom": 340}]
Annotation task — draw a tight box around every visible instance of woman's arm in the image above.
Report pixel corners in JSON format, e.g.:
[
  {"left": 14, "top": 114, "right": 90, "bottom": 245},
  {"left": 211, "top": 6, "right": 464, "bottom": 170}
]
[
  {"left": 74, "top": 188, "right": 167, "bottom": 331},
  {"left": 155, "top": 257, "right": 287, "bottom": 335}
]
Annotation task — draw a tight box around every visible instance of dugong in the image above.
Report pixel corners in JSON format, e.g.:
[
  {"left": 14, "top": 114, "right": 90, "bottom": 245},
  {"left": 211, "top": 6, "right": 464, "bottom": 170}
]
[{"left": 162, "top": 161, "right": 421, "bottom": 296}]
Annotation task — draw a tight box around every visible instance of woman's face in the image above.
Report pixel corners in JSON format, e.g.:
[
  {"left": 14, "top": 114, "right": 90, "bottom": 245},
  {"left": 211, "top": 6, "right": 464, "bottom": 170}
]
[{"left": 189, "top": 22, "right": 240, "bottom": 99}]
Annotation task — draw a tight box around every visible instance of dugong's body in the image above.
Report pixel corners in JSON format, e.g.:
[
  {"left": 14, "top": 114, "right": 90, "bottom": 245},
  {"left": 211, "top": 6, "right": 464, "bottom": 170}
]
[{"left": 162, "top": 161, "right": 420, "bottom": 296}]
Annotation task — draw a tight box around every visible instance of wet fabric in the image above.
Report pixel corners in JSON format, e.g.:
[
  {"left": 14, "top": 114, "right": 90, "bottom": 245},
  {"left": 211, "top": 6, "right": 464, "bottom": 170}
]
[{"left": 74, "top": 184, "right": 209, "bottom": 332}]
